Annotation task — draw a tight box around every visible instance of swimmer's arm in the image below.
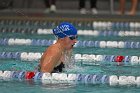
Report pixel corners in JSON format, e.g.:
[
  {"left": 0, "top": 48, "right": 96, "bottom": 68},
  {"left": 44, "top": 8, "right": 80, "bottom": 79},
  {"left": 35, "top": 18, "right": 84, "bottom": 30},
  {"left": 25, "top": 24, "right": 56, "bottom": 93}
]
[{"left": 40, "top": 49, "right": 61, "bottom": 73}]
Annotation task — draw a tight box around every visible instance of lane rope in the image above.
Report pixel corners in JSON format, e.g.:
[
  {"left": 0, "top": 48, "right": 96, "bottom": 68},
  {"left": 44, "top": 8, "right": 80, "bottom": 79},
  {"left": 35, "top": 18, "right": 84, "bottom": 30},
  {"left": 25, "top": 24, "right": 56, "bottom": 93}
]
[
  {"left": 1, "top": 28, "right": 140, "bottom": 36},
  {"left": 0, "top": 70, "right": 140, "bottom": 87},
  {"left": 0, "top": 52, "right": 140, "bottom": 66},
  {"left": 1, "top": 38, "right": 140, "bottom": 48}
]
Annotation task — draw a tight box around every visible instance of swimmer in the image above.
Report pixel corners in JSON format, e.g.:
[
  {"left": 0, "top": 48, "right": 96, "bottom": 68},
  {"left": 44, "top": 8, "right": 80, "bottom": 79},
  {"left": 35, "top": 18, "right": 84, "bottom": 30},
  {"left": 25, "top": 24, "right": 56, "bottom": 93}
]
[{"left": 38, "top": 22, "right": 78, "bottom": 73}]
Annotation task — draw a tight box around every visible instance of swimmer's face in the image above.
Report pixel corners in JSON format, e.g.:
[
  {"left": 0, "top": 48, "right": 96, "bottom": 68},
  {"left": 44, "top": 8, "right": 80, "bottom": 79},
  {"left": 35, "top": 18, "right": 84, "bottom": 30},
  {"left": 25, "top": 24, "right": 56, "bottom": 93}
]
[{"left": 64, "top": 36, "right": 77, "bottom": 50}]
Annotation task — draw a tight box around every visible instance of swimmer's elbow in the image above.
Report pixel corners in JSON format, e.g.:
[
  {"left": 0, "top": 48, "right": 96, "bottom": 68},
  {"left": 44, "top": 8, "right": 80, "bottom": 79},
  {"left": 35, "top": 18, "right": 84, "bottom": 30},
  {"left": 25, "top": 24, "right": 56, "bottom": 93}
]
[
  {"left": 40, "top": 63, "right": 54, "bottom": 73},
  {"left": 40, "top": 67, "right": 52, "bottom": 73}
]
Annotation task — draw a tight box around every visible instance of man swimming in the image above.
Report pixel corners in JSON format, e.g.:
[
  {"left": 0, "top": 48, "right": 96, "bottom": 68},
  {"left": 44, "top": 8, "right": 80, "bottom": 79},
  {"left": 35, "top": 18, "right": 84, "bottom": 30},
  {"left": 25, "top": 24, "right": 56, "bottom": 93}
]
[{"left": 38, "top": 22, "right": 78, "bottom": 73}]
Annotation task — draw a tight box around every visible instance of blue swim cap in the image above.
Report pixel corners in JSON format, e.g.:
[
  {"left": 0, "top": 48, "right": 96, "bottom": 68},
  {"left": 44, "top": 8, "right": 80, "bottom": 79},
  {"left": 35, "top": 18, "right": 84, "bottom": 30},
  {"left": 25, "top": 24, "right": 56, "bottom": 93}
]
[{"left": 53, "top": 22, "right": 77, "bottom": 38}]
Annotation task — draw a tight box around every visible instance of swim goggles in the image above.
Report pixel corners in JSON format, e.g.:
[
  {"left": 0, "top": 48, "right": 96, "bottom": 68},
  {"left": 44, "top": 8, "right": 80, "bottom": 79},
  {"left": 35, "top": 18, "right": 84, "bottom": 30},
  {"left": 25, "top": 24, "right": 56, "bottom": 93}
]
[{"left": 68, "top": 35, "right": 78, "bottom": 40}]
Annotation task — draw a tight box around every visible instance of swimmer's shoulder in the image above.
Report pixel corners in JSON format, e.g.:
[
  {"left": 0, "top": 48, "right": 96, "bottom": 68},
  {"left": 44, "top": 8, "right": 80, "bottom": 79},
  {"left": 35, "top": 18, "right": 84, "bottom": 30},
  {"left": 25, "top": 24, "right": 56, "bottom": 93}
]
[{"left": 44, "top": 44, "right": 61, "bottom": 55}]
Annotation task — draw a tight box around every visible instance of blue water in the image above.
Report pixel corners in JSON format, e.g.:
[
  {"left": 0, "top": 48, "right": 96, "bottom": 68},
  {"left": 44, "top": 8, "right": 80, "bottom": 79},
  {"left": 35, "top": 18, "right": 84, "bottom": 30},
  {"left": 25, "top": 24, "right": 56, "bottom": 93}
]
[{"left": 0, "top": 32, "right": 140, "bottom": 93}]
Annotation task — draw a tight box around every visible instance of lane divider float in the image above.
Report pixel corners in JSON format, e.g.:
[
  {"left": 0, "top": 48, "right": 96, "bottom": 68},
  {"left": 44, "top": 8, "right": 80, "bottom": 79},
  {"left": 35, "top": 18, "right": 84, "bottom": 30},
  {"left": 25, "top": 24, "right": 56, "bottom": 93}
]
[
  {"left": 0, "top": 38, "right": 140, "bottom": 48},
  {"left": 0, "top": 70, "right": 140, "bottom": 87},
  {"left": 0, "top": 52, "right": 140, "bottom": 66}
]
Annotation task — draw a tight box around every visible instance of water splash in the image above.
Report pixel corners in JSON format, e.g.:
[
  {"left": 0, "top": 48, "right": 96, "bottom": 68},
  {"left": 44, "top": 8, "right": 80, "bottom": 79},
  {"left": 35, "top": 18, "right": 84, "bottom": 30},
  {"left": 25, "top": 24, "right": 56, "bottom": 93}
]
[{"left": 63, "top": 51, "right": 84, "bottom": 73}]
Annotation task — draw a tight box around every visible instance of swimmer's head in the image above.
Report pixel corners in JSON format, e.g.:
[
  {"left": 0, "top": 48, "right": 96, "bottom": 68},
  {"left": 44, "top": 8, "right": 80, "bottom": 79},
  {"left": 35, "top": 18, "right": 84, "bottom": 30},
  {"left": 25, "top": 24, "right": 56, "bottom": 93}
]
[{"left": 53, "top": 22, "right": 77, "bottom": 38}]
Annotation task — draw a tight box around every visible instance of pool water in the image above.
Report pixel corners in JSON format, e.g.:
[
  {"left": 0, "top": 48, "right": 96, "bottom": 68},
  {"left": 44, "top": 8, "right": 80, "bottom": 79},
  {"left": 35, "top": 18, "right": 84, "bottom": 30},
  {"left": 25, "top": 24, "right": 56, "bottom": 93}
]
[{"left": 0, "top": 31, "right": 140, "bottom": 93}]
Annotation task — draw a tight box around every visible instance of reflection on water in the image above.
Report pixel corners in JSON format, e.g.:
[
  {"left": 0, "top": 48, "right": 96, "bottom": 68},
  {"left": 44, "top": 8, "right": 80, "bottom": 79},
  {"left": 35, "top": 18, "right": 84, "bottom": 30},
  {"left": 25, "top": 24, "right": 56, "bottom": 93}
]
[
  {"left": 100, "top": 63, "right": 140, "bottom": 76},
  {"left": 41, "top": 83, "right": 76, "bottom": 89}
]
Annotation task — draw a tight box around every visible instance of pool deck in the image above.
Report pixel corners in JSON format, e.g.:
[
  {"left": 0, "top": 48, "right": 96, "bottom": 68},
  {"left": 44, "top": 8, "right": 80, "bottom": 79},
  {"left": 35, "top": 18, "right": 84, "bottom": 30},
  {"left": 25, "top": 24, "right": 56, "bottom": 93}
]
[{"left": 0, "top": 9, "right": 140, "bottom": 22}]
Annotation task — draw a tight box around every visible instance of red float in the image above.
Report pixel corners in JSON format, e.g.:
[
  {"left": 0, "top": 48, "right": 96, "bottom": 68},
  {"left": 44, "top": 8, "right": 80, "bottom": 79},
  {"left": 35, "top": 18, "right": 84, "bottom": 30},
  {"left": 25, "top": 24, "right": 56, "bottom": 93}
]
[
  {"left": 25, "top": 71, "right": 35, "bottom": 79},
  {"left": 115, "top": 56, "right": 124, "bottom": 62}
]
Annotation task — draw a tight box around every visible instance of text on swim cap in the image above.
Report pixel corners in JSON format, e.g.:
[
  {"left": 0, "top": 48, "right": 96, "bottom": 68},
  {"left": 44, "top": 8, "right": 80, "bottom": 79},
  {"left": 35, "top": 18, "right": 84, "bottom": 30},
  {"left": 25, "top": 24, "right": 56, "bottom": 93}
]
[{"left": 54, "top": 25, "right": 70, "bottom": 34}]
